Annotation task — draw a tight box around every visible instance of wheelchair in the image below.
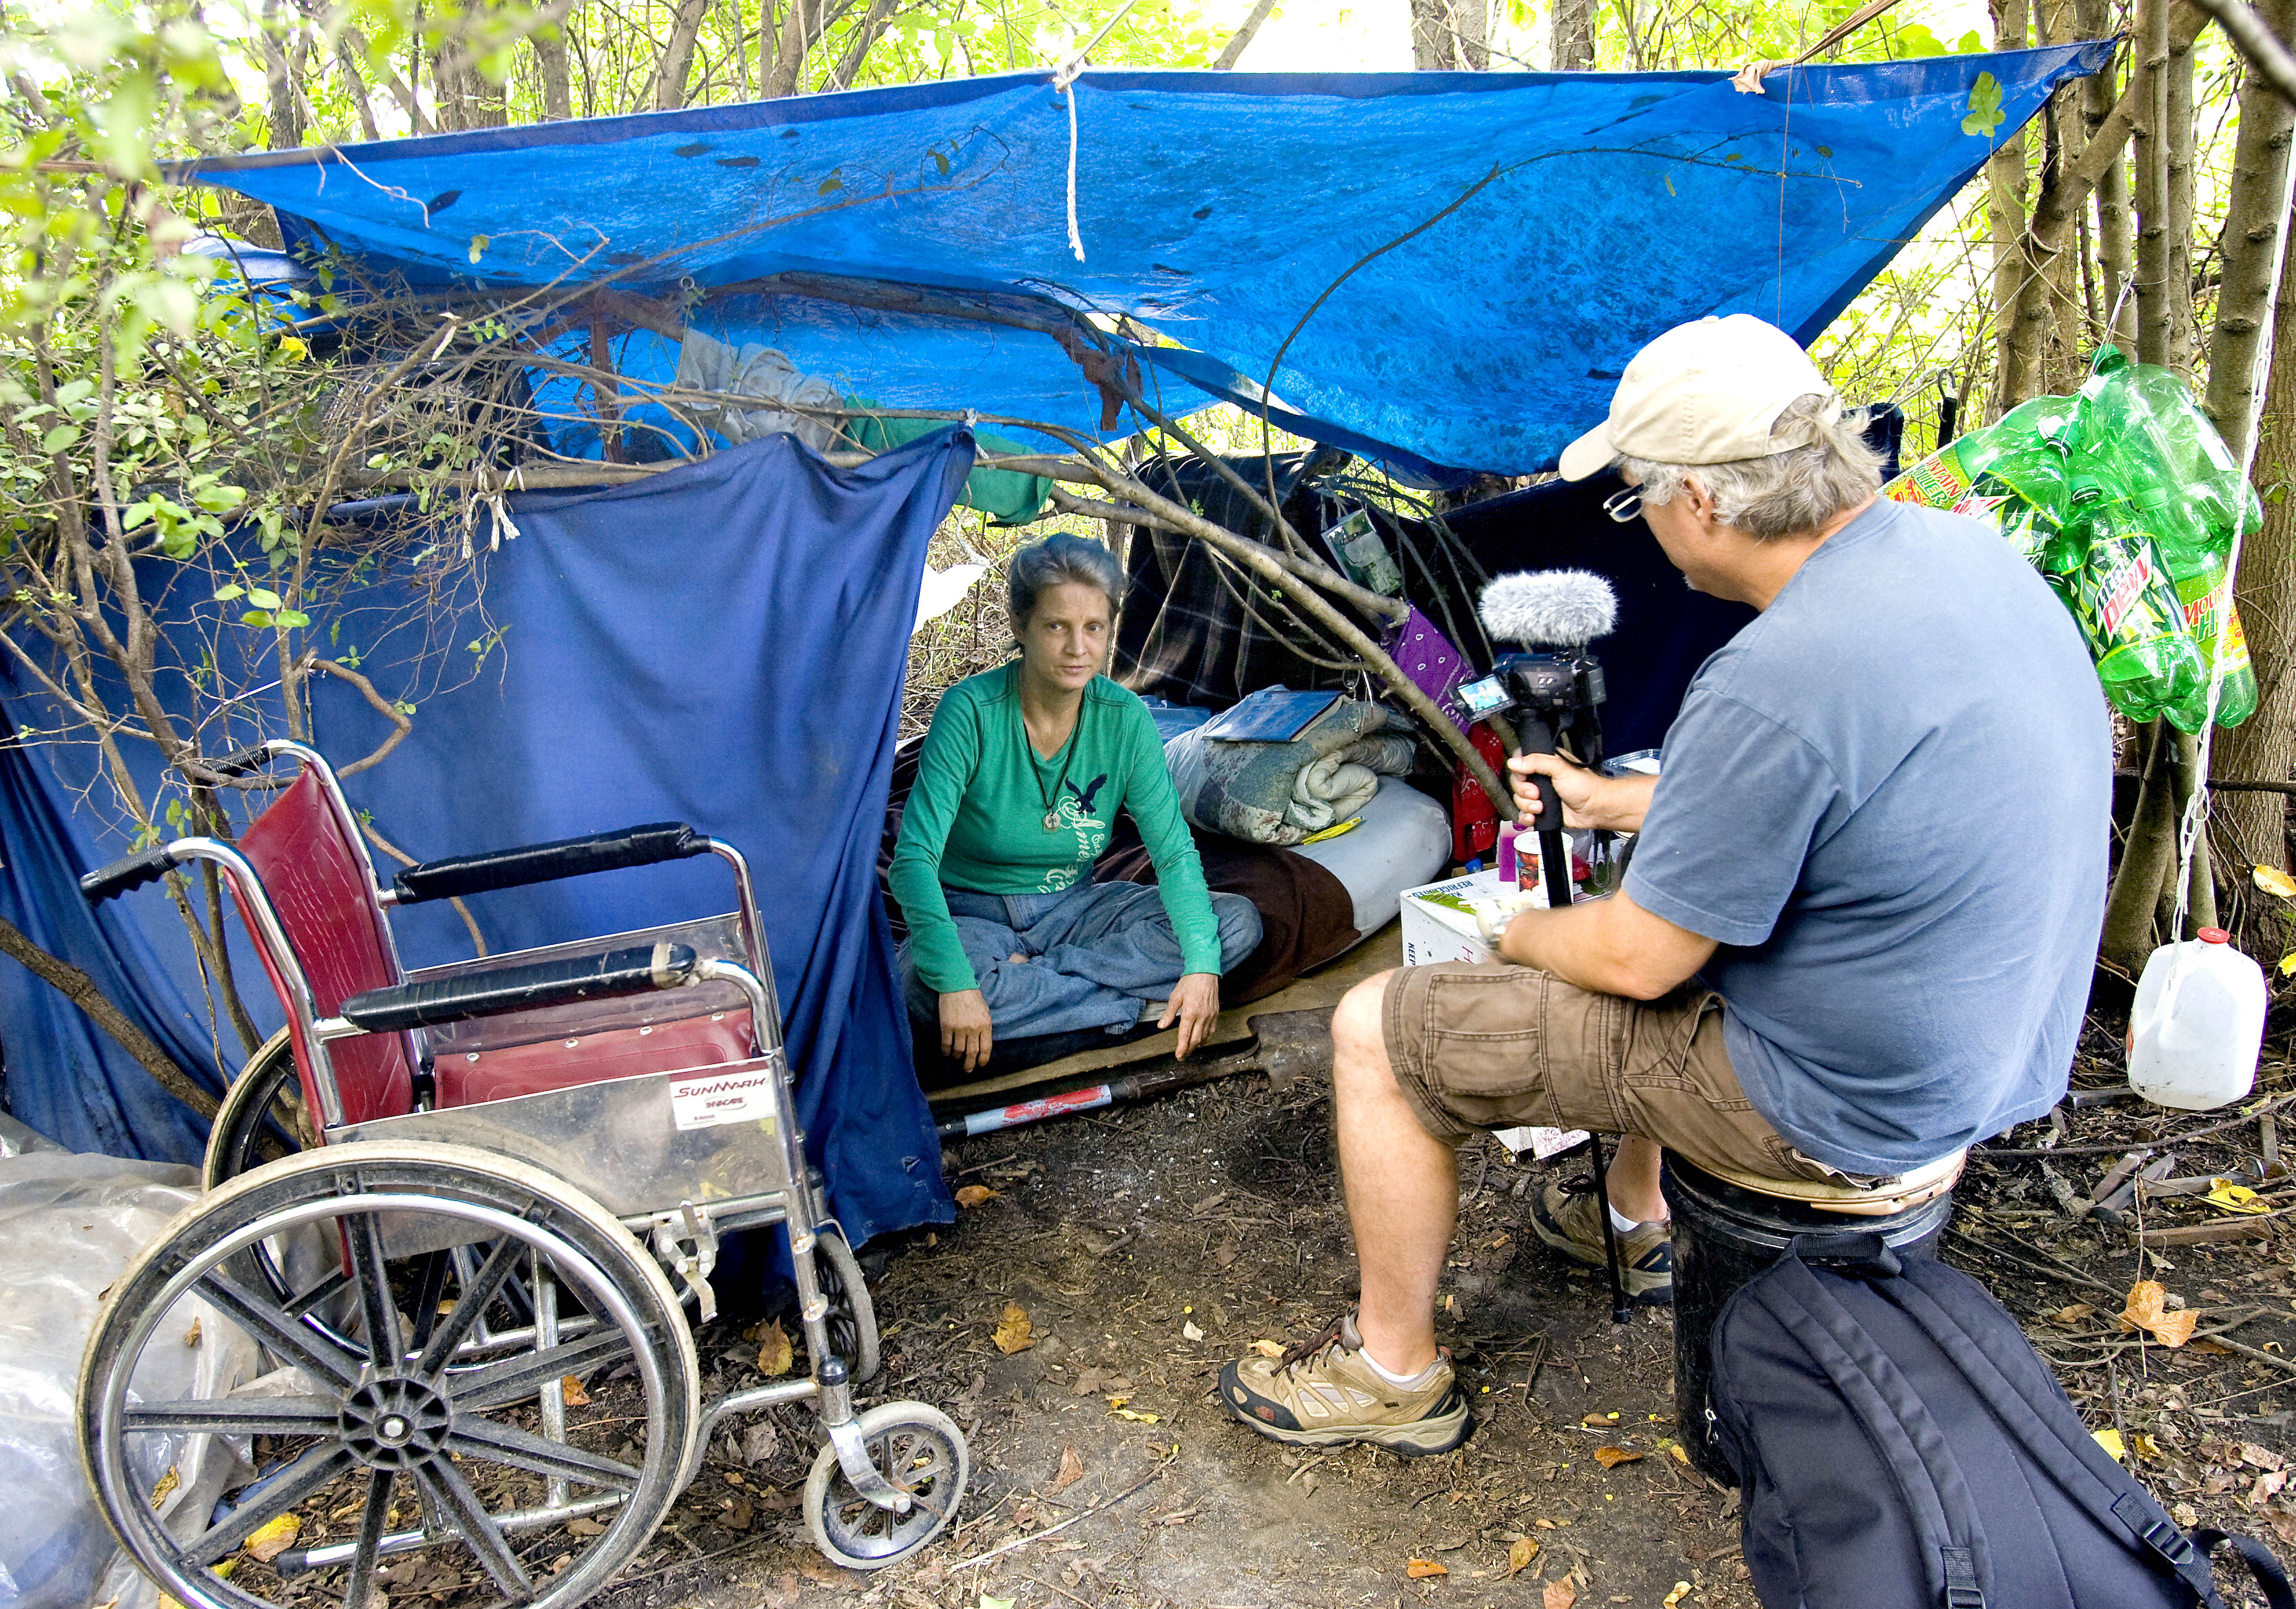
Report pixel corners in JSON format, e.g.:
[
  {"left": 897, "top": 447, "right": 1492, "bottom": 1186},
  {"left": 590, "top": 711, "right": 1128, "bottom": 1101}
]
[{"left": 75, "top": 740, "right": 966, "bottom": 1609}]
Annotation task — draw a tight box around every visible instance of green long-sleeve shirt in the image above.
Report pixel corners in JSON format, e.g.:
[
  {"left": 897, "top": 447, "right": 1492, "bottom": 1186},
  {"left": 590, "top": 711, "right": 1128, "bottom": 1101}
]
[{"left": 888, "top": 665, "right": 1224, "bottom": 995}]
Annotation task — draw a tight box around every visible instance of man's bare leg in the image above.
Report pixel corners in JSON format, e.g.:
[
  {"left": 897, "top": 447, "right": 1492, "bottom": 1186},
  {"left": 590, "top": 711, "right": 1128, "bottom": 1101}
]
[
  {"left": 1607, "top": 1134, "right": 1669, "bottom": 1224},
  {"left": 1331, "top": 972, "right": 1455, "bottom": 1377}
]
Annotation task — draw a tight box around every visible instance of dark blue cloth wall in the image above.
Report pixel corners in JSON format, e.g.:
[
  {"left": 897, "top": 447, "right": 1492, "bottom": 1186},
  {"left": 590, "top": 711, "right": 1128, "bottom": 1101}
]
[{"left": 0, "top": 429, "right": 968, "bottom": 1245}]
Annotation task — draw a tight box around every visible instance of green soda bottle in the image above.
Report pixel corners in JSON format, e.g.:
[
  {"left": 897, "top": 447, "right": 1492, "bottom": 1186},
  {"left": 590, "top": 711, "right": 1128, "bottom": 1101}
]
[{"left": 2060, "top": 491, "right": 2206, "bottom": 724}]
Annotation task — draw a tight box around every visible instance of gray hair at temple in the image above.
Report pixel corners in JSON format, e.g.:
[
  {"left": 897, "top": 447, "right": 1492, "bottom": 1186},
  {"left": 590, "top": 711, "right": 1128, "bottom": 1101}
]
[
  {"left": 1618, "top": 394, "right": 1886, "bottom": 540},
  {"left": 1007, "top": 533, "right": 1125, "bottom": 633}
]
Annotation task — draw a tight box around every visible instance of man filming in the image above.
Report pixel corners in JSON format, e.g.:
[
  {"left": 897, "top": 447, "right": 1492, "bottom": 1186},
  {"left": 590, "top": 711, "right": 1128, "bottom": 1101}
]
[{"left": 1217, "top": 313, "right": 2111, "bottom": 1455}]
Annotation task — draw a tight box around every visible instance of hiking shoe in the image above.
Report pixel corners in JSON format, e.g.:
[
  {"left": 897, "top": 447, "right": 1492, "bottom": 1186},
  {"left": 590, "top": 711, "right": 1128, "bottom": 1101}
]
[
  {"left": 1530, "top": 1182, "right": 1674, "bottom": 1304},
  {"left": 1217, "top": 1312, "right": 1471, "bottom": 1455}
]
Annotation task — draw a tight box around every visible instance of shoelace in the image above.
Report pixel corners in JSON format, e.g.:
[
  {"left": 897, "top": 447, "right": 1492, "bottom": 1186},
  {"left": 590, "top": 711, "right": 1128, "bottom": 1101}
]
[{"left": 1275, "top": 1313, "right": 1349, "bottom": 1374}]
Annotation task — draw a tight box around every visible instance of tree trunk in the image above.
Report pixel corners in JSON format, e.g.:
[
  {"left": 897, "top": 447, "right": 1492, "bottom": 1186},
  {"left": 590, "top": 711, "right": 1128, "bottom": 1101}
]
[
  {"left": 0, "top": 915, "right": 218, "bottom": 1122},
  {"left": 261, "top": 0, "right": 303, "bottom": 148},
  {"left": 2205, "top": 0, "right": 2296, "bottom": 457},
  {"left": 434, "top": 3, "right": 509, "bottom": 132},
  {"left": 336, "top": 35, "right": 383, "bottom": 140},
  {"left": 1551, "top": 0, "right": 1595, "bottom": 70},
  {"left": 2105, "top": 720, "right": 2179, "bottom": 966},
  {"left": 2133, "top": 0, "right": 2173, "bottom": 366},
  {"left": 1989, "top": 0, "right": 2034, "bottom": 413},
  {"left": 763, "top": 0, "right": 810, "bottom": 98},
  {"left": 2212, "top": 152, "right": 2296, "bottom": 886},
  {"left": 2164, "top": 21, "right": 2199, "bottom": 375},
  {"left": 536, "top": 16, "right": 573, "bottom": 118},
  {"left": 821, "top": 0, "right": 897, "bottom": 90},
  {"left": 655, "top": 0, "right": 713, "bottom": 108},
  {"left": 1214, "top": 0, "right": 1282, "bottom": 68}
]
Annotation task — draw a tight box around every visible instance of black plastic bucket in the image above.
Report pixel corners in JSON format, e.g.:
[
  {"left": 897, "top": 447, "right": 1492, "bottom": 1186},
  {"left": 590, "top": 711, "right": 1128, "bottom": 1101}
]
[{"left": 1661, "top": 1151, "right": 1955, "bottom": 1484}]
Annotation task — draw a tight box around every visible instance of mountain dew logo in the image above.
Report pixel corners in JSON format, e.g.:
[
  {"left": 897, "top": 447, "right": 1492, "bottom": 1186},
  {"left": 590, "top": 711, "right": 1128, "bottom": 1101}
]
[
  {"left": 2096, "top": 543, "right": 2162, "bottom": 640},
  {"left": 2179, "top": 571, "right": 2252, "bottom": 672},
  {"left": 1885, "top": 445, "right": 1973, "bottom": 509}
]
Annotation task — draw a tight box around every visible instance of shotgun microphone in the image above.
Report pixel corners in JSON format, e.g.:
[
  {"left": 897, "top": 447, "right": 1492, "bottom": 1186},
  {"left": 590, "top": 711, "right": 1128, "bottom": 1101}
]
[{"left": 1470, "top": 570, "right": 1619, "bottom": 911}]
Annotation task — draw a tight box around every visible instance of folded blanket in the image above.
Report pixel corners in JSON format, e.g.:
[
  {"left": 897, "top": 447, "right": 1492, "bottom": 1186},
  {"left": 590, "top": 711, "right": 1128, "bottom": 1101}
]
[{"left": 1166, "top": 695, "right": 1416, "bottom": 846}]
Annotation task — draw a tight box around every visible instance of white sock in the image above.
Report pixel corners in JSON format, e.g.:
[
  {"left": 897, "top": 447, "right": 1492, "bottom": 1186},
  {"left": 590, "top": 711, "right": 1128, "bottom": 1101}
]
[
  {"left": 1361, "top": 1347, "right": 1442, "bottom": 1388},
  {"left": 1608, "top": 1202, "right": 1642, "bottom": 1234}
]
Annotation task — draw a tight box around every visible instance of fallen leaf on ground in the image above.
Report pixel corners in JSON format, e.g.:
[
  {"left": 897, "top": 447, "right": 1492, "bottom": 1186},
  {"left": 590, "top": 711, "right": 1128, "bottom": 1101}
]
[
  {"left": 992, "top": 1302, "right": 1035, "bottom": 1354},
  {"left": 242, "top": 1514, "right": 299, "bottom": 1562},
  {"left": 1050, "top": 1444, "right": 1085, "bottom": 1494},
  {"left": 1111, "top": 1406, "right": 1161, "bottom": 1422},
  {"left": 2120, "top": 1281, "right": 2197, "bottom": 1347},
  {"left": 1663, "top": 1583, "right": 1693, "bottom": 1608},
  {"left": 1406, "top": 1559, "right": 1448, "bottom": 1578},
  {"left": 1541, "top": 1579, "right": 1577, "bottom": 1609},
  {"left": 559, "top": 1374, "right": 590, "bottom": 1407},
  {"left": 149, "top": 1466, "right": 179, "bottom": 1510},
  {"left": 1506, "top": 1537, "right": 1540, "bottom": 1576},
  {"left": 563, "top": 1516, "right": 606, "bottom": 1537},
  {"left": 954, "top": 1184, "right": 997, "bottom": 1208},
  {"left": 756, "top": 1319, "right": 794, "bottom": 1376},
  {"left": 1580, "top": 1411, "right": 1617, "bottom": 1428},
  {"left": 183, "top": 1317, "right": 201, "bottom": 1348},
  {"left": 2133, "top": 1432, "right": 2164, "bottom": 1461},
  {"left": 979, "top": 1597, "right": 1016, "bottom": 1609},
  {"left": 1248, "top": 1339, "right": 1285, "bottom": 1358},
  {"left": 1182, "top": 1319, "right": 1204, "bottom": 1341},
  {"left": 724, "top": 1494, "right": 754, "bottom": 1531},
  {"left": 2244, "top": 1443, "right": 2287, "bottom": 1472},
  {"left": 2256, "top": 865, "right": 2296, "bottom": 898},
  {"left": 1591, "top": 1445, "right": 1642, "bottom": 1468},
  {"left": 2050, "top": 1302, "right": 2098, "bottom": 1327},
  {"left": 2094, "top": 1428, "right": 2127, "bottom": 1460}
]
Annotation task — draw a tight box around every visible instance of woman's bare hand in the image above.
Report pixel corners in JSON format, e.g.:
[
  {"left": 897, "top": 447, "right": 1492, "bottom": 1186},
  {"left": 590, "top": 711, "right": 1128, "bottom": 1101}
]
[
  {"left": 1160, "top": 972, "right": 1223, "bottom": 1060},
  {"left": 940, "top": 988, "right": 994, "bottom": 1073}
]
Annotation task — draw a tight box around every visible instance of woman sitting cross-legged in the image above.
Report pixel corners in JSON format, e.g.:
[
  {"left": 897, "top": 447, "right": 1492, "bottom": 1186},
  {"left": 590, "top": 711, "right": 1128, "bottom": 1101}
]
[{"left": 889, "top": 535, "right": 1263, "bottom": 1073}]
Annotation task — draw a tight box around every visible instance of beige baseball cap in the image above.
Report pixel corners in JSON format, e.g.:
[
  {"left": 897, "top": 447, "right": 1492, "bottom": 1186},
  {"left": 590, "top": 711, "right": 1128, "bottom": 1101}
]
[{"left": 1557, "top": 313, "right": 1839, "bottom": 481}]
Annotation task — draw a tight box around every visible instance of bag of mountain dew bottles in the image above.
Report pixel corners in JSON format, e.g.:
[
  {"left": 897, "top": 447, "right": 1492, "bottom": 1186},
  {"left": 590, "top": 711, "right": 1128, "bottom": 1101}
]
[{"left": 1884, "top": 347, "right": 2258, "bottom": 730}]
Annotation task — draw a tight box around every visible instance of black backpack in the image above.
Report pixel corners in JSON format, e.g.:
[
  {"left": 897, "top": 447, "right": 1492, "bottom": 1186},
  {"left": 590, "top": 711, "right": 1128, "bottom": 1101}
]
[{"left": 1706, "top": 1234, "right": 2294, "bottom": 1609}]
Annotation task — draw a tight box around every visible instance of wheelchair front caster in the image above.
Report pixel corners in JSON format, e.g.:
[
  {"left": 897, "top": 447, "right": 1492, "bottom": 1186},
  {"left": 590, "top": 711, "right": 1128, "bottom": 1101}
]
[{"left": 803, "top": 1402, "right": 968, "bottom": 1569}]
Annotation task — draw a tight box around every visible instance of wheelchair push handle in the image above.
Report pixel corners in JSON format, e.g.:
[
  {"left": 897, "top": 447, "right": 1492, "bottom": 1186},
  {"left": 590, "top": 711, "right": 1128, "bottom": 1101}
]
[
  {"left": 80, "top": 846, "right": 180, "bottom": 904},
  {"left": 201, "top": 743, "right": 276, "bottom": 777},
  {"left": 393, "top": 822, "right": 710, "bottom": 905}
]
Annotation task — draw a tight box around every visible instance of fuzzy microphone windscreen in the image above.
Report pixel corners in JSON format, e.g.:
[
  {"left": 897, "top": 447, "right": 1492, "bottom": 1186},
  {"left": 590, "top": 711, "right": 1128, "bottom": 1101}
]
[{"left": 1478, "top": 569, "right": 1619, "bottom": 648}]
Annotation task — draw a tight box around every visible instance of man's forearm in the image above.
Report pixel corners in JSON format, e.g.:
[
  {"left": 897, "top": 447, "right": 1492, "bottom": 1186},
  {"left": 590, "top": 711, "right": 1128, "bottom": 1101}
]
[
  {"left": 1493, "top": 888, "right": 1715, "bottom": 1001},
  {"left": 1587, "top": 772, "right": 1658, "bottom": 834}
]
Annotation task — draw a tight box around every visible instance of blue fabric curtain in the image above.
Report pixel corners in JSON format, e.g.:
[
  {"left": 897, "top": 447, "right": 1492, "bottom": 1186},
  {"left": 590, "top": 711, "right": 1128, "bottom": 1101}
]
[{"left": 0, "top": 428, "right": 968, "bottom": 1245}]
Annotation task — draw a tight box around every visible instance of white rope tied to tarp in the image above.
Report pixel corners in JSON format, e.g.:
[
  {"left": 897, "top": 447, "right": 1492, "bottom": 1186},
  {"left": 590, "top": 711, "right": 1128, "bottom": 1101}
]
[
  {"left": 1050, "top": 0, "right": 1141, "bottom": 263},
  {"left": 2164, "top": 129, "right": 2296, "bottom": 969}
]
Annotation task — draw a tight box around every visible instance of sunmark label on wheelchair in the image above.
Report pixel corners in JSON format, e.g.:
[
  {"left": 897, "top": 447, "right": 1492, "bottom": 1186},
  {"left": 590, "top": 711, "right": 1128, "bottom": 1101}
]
[{"left": 670, "top": 1067, "right": 782, "bottom": 1131}]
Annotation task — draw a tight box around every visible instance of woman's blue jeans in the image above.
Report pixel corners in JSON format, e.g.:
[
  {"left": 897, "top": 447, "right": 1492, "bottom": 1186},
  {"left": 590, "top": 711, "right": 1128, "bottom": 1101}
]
[{"left": 899, "top": 881, "right": 1263, "bottom": 1041}]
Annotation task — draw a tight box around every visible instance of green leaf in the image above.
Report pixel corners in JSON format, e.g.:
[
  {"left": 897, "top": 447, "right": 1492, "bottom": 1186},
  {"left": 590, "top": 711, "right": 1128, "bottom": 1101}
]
[
  {"left": 932, "top": 148, "right": 951, "bottom": 177},
  {"left": 467, "top": 233, "right": 490, "bottom": 264},
  {"left": 274, "top": 609, "right": 310, "bottom": 629},
  {"left": 41, "top": 423, "right": 80, "bottom": 453},
  {"left": 246, "top": 586, "right": 282, "bottom": 609},
  {"left": 1961, "top": 71, "right": 2005, "bottom": 137},
  {"left": 818, "top": 169, "right": 844, "bottom": 195},
  {"left": 54, "top": 379, "right": 94, "bottom": 406},
  {"left": 240, "top": 609, "right": 273, "bottom": 627},
  {"left": 212, "top": 583, "right": 245, "bottom": 601},
  {"left": 1956, "top": 29, "right": 1984, "bottom": 51}
]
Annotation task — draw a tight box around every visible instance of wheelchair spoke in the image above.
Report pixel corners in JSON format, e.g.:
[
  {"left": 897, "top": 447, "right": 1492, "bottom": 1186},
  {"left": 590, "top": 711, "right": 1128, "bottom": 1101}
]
[
  {"left": 446, "top": 1419, "right": 642, "bottom": 1494},
  {"left": 345, "top": 1205, "right": 405, "bottom": 1366},
  {"left": 125, "top": 1396, "right": 341, "bottom": 1437},
  {"left": 418, "top": 1237, "right": 526, "bottom": 1378},
  {"left": 407, "top": 1250, "right": 453, "bottom": 1358},
  {"left": 283, "top": 1268, "right": 352, "bottom": 1321},
  {"left": 182, "top": 1442, "right": 358, "bottom": 1567},
  {"left": 339, "top": 1468, "right": 395, "bottom": 1609},
  {"left": 450, "top": 1329, "right": 633, "bottom": 1413},
  {"left": 197, "top": 1269, "right": 359, "bottom": 1390},
  {"left": 414, "top": 1451, "right": 534, "bottom": 1601}
]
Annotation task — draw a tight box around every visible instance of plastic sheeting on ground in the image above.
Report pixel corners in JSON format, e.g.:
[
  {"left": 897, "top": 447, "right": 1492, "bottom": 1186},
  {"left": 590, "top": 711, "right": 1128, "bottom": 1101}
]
[
  {"left": 179, "top": 49, "right": 2108, "bottom": 479},
  {"left": 0, "top": 430, "right": 970, "bottom": 1246}
]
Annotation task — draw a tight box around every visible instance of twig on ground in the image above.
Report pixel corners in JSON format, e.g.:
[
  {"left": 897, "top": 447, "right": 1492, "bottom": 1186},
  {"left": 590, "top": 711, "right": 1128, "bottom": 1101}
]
[
  {"left": 950, "top": 1466, "right": 1166, "bottom": 1569},
  {"left": 1946, "top": 1225, "right": 2119, "bottom": 1295},
  {"left": 1980, "top": 1096, "right": 2292, "bottom": 1159}
]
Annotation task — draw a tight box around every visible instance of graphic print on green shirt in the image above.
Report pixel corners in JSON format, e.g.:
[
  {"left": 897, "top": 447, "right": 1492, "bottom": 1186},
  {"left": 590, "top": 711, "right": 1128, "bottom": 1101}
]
[{"left": 888, "top": 664, "right": 1223, "bottom": 996}]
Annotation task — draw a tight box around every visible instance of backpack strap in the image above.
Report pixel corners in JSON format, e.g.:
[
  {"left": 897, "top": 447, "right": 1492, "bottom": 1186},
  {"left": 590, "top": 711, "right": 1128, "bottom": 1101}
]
[
  {"left": 1883, "top": 1268, "right": 2225, "bottom": 1607},
  {"left": 2189, "top": 1530, "right": 2296, "bottom": 1609},
  {"left": 1755, "top": 1256, "right": 1992, "bottom": 1607},
  {"left": 1783, "top": 1229, "right": 1904, "bottom": 1279}
]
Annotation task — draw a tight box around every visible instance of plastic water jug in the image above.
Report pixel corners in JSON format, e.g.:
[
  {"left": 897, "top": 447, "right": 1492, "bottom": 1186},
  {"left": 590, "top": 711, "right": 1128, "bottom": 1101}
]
[{"left": 2128, "top": 928, "right": 2266, "bottom": 1110}]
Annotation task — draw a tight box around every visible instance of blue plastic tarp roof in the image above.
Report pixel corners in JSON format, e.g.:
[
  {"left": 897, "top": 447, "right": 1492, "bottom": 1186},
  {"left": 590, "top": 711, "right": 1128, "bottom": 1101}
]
[{"left": 184, "top": 48, "right": 2107, "bottom": 479}]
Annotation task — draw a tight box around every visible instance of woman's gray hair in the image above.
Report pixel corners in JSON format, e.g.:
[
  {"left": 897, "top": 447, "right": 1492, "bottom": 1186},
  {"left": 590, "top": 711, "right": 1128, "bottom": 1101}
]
[
  {"left": 1619, "top": 394, "right": 1885, "bottom": 539},
  {"left": 1007, "top": 533, "right": 1124, "bottom": 631}
]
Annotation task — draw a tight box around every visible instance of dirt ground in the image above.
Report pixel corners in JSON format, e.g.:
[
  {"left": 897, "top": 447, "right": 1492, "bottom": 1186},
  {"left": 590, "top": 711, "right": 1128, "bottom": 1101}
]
[{"left": 589, "top": 1013, "right": 2296, "bottom": 1609}]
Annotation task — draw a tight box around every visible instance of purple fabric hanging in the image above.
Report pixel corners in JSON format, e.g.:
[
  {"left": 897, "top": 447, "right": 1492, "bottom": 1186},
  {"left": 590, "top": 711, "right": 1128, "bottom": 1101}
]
[{"left": 1383, "top": 605, "right": 1473, "bottom": 726}]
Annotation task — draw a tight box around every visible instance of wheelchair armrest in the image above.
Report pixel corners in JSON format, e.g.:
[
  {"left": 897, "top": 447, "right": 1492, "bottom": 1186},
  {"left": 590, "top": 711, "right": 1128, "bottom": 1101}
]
[
  {"left": 339, "top": 942, "right": 698, "bottom": 1032},
  {"left": 392, "top": 823, "right": 708, "bottom": 905}
]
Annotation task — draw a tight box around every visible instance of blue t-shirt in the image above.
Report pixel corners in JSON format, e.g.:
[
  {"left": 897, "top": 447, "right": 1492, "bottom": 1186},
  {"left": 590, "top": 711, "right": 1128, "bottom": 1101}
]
[{"left": 1622, "top": 497, "right": 2111, "bottom": 1175}]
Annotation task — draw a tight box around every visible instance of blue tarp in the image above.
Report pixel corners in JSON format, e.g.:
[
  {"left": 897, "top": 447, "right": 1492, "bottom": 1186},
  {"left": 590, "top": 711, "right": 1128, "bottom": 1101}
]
[
  {"left": 183, "top": 49, "right": 2109, "bottom": 478},
  {"left": 0, "top": 431, "right": 968, "bottom": 1247}
]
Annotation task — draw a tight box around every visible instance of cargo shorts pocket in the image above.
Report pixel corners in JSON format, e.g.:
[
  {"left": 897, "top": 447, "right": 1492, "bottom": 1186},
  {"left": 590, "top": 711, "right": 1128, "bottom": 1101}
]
[{"left": 1402, "top": 965, "right": 1618, "bottom": 1103}]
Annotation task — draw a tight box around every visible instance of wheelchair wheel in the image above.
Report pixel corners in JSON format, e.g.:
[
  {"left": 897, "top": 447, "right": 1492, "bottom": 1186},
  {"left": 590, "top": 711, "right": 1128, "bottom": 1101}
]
[
  {"left": 813, "top": 1226, "right": 880, "bottom": 1385},
  {"left": 202, "top": 1029, "right": 306, "bottom": 1190},
  {"left": 803, "top": 1402, "right": 968, "bottom": 1570},
  {"left": 80, "top": 1142, "right": 699, "bottom": 1609}
]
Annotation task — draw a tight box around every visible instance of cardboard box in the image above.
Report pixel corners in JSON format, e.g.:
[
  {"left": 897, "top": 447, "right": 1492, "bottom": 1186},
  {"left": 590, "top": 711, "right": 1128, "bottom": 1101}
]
[{"left": 1397, "top": 869, "right": 1588, "bottom": 1158}]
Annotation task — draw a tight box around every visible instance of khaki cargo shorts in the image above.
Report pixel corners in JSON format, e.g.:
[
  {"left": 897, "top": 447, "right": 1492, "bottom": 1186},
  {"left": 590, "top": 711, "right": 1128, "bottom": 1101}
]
[{"left": 1382, "top": 962, "right": 1879, "bottom": 1188}]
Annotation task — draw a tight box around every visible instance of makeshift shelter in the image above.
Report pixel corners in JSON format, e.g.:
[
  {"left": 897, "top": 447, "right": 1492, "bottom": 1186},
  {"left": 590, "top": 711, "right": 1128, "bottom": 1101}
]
[{"left": 0, "top": 49, "right": 2107, "bottom": 1241}]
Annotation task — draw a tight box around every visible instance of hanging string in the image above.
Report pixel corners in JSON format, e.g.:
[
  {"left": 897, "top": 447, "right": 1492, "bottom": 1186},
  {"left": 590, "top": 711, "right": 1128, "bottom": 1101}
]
[
  {"left": 2163, "top": 130, "right": 2296, "bottom": 953},
  {"left": 1049, "top": 0, "right": 1141, "bottom": 264}
]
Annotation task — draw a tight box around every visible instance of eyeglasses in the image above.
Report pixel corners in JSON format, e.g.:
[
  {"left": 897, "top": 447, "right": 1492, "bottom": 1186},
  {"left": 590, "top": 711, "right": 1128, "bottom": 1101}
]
[{"left": 1602, "top": 487, "right": 1643, "bottom": 524}]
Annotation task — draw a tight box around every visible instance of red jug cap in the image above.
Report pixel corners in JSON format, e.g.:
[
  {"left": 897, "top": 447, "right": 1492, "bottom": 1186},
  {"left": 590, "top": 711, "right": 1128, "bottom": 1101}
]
[{"left": 2198, "top": 927, "right": 2231, "bottom": 944}]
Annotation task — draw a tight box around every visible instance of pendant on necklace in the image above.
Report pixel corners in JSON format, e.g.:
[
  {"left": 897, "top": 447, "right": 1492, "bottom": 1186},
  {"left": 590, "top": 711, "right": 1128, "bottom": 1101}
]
[{"left": 1042, "top": 810, "right": 1061, "bottom": 832}]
